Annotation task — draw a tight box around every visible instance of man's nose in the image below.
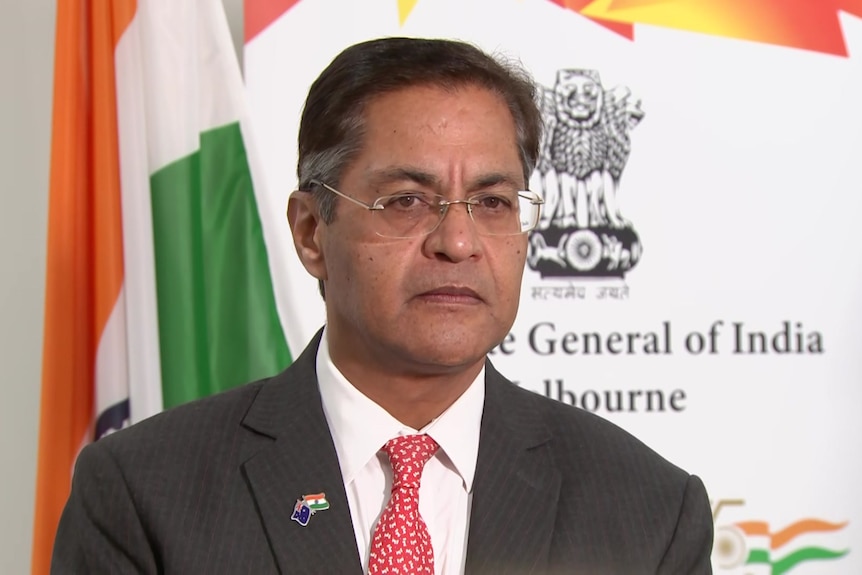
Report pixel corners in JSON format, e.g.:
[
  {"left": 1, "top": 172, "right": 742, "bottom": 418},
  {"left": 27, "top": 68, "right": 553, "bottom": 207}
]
[{"left": 422, "top": 201, "right": 482, "bottom": 263}]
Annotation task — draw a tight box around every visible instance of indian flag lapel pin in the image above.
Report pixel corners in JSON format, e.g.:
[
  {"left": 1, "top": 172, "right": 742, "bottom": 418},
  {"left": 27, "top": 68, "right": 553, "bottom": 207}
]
[{"left": 291, "top": 492, "right": 330, "bottom": 526}]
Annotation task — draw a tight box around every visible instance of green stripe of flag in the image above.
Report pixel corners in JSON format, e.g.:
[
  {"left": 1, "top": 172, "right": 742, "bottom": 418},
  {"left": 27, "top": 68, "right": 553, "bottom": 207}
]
[
  {"left": 747, "top": 547, "right": 850, "bottom": 575},
  {"left": 746, "top": 549, "right": 771, "bottom": 566},
  {"left": 773, "top": 547, "right": 849, "bottom": 575},
  {"left": 150, "top": 122, "right": 290, "bottom": 408}
]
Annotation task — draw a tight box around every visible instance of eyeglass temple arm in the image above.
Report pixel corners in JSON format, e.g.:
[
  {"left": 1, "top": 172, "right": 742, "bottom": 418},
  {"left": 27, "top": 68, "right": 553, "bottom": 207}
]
[{"left": 309, "top": 180, "right": 383, "bottom": 211}]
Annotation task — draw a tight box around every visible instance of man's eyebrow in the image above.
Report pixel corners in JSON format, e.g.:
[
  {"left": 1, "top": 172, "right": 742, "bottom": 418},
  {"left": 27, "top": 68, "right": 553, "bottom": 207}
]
[
  {"left": 472, "top": 172, "right": 524, "bottom": 191},
  {"left": 367, "top": 167, "right": 525, "bottom": 191},
  {"left": 368, "top": 167, "right": 439, "bottom": 188}
]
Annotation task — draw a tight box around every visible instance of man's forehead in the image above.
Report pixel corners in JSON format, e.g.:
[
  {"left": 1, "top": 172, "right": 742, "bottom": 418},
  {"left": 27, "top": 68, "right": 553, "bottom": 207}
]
[{"left": 347, "top": 85, "right": 523, "bottom": 187}]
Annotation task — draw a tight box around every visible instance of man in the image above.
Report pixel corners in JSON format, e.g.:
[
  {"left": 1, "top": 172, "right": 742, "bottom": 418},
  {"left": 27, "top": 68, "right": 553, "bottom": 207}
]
[{"left": 52, "top": 38, "right": 713, "bottom": 574}]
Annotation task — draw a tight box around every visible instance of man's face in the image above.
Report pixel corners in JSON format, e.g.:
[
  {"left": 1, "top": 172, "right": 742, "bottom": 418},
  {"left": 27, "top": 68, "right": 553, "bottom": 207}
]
[{"left": 294, "top": 84, "right": 528, "bottom": 378}]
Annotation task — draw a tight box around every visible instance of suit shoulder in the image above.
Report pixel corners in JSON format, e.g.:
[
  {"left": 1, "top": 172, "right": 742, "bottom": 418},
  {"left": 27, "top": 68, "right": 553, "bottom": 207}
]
[
  {"left": 503, "top": 380, "right": 690, "bottom": 481},
  {"left": 91, "top": 377, "right": 271, "bottom": 461}
]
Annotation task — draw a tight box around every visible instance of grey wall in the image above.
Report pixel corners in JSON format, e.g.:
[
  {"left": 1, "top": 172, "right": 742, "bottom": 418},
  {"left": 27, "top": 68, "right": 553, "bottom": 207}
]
[
  {"left": 1, "top": 2, "right": 55, "bottom": 572},
  {"left": 0, "top": 1, "right": 243, "bottom": 572}
]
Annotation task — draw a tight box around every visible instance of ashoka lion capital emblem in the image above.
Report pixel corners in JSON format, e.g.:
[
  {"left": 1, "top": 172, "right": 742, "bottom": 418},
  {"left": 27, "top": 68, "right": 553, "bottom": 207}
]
[{"left": 528, "top": 69, "right": 643, "bottom": 278}]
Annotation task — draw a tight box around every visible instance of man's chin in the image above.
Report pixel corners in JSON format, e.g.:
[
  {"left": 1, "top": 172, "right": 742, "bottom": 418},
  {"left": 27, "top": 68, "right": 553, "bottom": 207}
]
[{"left": 391, "top": 337, "right": 492, "bottom": 374}]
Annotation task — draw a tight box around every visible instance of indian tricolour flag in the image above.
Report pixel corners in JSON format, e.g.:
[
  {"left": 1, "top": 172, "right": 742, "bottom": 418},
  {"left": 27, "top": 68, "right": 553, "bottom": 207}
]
[{"left": 31, "top": 0, "right": 291, "bottom": 572}]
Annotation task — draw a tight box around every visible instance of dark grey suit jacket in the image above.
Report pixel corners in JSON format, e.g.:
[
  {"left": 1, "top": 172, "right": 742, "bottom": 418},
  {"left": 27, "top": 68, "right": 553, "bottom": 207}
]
[{"left": 52, "top": 332, "right": 713, "bottom": 574}]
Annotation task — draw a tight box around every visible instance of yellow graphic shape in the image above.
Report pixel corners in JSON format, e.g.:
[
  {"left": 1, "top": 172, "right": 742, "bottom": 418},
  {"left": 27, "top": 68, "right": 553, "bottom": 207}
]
[
  {"left": 398, "top": 0, "right": 421, "bottom": 24},
  {"left": 582, "top": 0, "right": 772, "bottom": 40},
  {"left": 579, "top": 0, "right": 862, "bottom": 56}
]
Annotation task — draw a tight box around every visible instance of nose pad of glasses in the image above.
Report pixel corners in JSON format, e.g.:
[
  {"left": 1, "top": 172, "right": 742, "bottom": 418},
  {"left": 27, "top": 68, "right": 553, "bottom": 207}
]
[{"left": 438, "top": 200, "right": 477, "bottom": 231}]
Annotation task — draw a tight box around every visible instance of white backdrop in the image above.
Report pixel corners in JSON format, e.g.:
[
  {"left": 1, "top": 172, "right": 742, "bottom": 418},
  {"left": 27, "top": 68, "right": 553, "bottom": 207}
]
[{"left": 244, "top": 1, "right": 862, "bottom": 571}]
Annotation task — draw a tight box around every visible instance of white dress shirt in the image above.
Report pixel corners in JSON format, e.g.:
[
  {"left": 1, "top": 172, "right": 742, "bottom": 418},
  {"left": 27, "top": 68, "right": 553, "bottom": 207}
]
[{"left": 316, "top": 329, "right": 484, "bottom": 575}]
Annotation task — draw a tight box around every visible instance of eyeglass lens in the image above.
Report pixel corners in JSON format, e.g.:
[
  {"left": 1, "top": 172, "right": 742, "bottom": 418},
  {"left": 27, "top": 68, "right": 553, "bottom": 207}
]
[{"left": 374, "top": 194, "right": 538, "bottom": 238}]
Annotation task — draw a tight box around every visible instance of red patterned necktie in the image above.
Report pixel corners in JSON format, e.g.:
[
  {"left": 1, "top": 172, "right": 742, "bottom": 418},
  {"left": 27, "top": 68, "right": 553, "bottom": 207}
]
[{"left": 368, "top": 434, "right": 440, "bottom": 575}]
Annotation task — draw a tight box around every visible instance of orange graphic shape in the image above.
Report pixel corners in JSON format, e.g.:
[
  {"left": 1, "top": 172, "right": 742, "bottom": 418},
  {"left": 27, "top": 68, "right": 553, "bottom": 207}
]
[
  {"left": 549, "top": 0, "right": 635, "bottom": 39},
  {"left": 245, "top": 0, "right": 301, "bottom": 43},
  {"left": 736, "top": 519, "right": 849, "bottom": 550}
]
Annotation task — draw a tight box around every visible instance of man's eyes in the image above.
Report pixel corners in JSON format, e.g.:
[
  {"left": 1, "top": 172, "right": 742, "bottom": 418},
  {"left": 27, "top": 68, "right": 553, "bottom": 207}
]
[
  {"left": 378, "top": 191, "right": 518, "bottom": 209},
  {"left": 473, "top": 194, "right": 515, "bottom": 210},
  {"left": 381, "top": 193, "right": 433, "bottom": 209}
]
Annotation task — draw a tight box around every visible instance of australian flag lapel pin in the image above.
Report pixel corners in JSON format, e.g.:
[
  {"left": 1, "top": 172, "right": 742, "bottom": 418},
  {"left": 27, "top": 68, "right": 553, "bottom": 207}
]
[{"left": 291, "top": 492, "right": 330, "bottom": 526}]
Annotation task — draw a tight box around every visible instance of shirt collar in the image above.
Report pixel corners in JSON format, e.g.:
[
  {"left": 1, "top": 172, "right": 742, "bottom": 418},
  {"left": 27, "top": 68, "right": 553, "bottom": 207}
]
[{"left": 316, "top": 327, "right": 484, "bottom": 492}]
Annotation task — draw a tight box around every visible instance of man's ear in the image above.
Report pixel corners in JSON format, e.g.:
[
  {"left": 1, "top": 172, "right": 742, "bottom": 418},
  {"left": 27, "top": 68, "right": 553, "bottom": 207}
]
[{"left": 287, "top": 191, "right": 327, "bottom": 281}]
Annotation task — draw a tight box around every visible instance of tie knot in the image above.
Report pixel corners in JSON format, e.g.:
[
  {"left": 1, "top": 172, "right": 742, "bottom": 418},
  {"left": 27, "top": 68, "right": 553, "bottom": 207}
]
[{"left": 383, "top": 434, "right": 439, "bottom": 489}]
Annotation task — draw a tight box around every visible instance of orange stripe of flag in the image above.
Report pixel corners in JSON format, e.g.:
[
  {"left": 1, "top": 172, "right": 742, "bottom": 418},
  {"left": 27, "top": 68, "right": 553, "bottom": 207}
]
[
  {"left": 736, "top": 519, "right": 848, "bottom": 550},
  {"left": 736, "top": 520, "right": 771, "bottom": 536},
  {"left": 770, "top": 519, "right": 848, "bottom": 550},
  {"left": 31, "top": 1, "right": 136, "bottom": 574}
]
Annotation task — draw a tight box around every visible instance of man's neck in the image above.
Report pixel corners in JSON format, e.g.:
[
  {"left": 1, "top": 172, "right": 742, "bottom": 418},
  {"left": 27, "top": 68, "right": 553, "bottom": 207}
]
[{"left": 327, "top": 345, "right": 484, "bottom": 429}]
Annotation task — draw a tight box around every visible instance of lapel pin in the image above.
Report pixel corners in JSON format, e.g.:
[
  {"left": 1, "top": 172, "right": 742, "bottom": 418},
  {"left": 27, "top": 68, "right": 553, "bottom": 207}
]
[{"left": 291, "top": 492, "right": 330, "bottom": 526}]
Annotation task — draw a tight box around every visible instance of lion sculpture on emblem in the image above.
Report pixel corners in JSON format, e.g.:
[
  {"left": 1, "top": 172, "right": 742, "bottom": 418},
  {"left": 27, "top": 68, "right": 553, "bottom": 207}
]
[{"left": 528, "top": 69, "right": 644, "bottom": 278}]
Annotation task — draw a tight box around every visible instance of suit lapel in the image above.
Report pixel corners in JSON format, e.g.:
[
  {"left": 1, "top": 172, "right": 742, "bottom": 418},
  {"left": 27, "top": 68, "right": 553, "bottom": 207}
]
[
  {"left": 465, "top": 363, "right": 561, "bottom": 575},
  {"left": 240, "top": 332, "right": 362, "bottom": 575},
  {"left": 238, "top": 339, "right": 560, "bottom": 574}
]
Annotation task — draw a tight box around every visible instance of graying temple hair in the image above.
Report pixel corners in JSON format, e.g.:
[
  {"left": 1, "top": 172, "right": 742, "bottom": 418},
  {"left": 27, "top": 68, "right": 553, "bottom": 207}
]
[{"left": 297, "top": 117, "right": 363, "bottom": 224}]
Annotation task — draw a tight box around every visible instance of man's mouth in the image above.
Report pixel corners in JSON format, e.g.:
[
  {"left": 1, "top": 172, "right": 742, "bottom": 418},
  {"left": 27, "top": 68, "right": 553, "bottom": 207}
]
[{"left": 417, "top": 286, "right": 483, "bottom": 304}]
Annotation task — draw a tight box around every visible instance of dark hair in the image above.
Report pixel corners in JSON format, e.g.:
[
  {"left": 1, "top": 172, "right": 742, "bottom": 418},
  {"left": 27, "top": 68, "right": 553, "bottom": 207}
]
[{"left": 297, "top": 37, "right": 542, "bottom": 224}]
